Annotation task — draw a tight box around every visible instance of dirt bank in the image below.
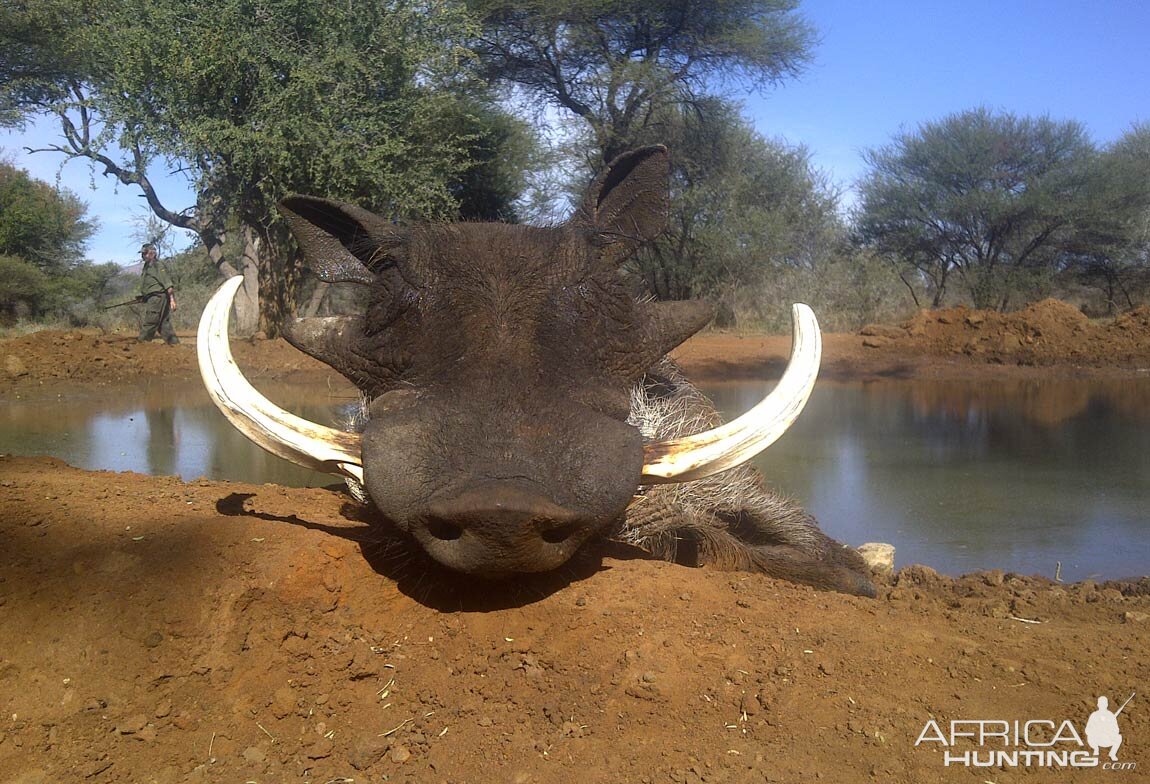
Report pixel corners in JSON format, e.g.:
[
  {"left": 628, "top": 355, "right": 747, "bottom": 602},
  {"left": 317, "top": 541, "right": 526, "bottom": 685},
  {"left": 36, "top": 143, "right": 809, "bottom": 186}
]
[
  {"left": 1, "top": 456, "right": 1147, "bottom": 783},
  {"left": 4, "top": 299, "right": 1148, "bottom": 397},
  {"left": 677, "top": 300, "right": 1150, "bottom": 384},
  {"left": 0, "top": 330, "right": 338, "bottom": 391},
  {"left": 859, "top": 299, "right": 1150, "bottom": 369}
]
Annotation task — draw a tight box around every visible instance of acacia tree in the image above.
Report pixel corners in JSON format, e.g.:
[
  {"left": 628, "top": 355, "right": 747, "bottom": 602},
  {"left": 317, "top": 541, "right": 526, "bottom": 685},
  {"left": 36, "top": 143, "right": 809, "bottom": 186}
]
[
  {"left": 625, "top": 99, "right": 842, "bottom": 303},
  {"left": 470, "top": 0, "right": 814, "bottom": 166},
  {"left": 0, "top": 159, "right": 92, "bottom": 269},
  {"left": 470, "top": 0, "right": 816, "bottom": 306},
  {"left": 0, "top": 159, "right": 118, "bottom": 319},
  {"left": 2, "top": 0, "right": 525, "bottom": 334},
  {"left": 855, "top": 108, "right": 1099, "bottom": 310},
  {"left": 1066, "top": 124, "right": 1150, "bottom": 312}
]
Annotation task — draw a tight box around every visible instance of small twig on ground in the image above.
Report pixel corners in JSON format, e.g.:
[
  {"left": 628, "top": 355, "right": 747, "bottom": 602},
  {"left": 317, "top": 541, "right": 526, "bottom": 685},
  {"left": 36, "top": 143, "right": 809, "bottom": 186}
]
[
  {"left": 1009, "top": 615, "right": 1043, "bottom": 624},
  {"left": 378, "top": 718, "right": 412, "bottom": 737}
]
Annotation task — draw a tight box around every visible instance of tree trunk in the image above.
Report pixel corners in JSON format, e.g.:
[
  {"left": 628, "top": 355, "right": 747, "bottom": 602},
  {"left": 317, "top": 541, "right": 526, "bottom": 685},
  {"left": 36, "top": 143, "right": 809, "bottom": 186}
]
[
  {"left": 232, "top": 227, "right": 260, "bottom": 336},
  {"left": 930, "top": 283, "right": 946, "bottom": 308},
  {"left": 203, "top": 230, "right": 258, "bottom": 336},
  {"left": 250, "top": 222, "right": 301, "bottom": 338},
  {"left": 895, "top": 268, "right": 921, "bottom": 308},
  {"left": 238, "top": 266, "right": 260, "bottom": 336},
  {"left": 1118, "top": 275, "right": 1135, "bottom": 310}
]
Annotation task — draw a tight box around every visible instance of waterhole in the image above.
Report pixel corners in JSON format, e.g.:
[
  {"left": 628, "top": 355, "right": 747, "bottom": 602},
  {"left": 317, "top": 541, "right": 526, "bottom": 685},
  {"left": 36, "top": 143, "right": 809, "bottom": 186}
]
[{"left": 2, "top": 376, "right": 1146, "bottom": 580}]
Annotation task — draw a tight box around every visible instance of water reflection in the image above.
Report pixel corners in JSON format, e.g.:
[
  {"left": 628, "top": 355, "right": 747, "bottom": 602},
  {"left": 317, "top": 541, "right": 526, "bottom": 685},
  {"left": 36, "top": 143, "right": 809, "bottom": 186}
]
[
  {"left": 1, "top": 379, "right": 360, "bottom": 488},
  {"left": 706, "top": 379, "right": 1150, "bottom": 581},
  {"left": 1, "top": 376, "right": 1146, "bottom": 580}
]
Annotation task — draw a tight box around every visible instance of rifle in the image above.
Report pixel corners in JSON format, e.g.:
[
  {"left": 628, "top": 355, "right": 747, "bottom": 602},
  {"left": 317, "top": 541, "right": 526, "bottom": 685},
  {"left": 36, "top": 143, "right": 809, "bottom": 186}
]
[
  {"left": 100, "top": 294, "right": 150, "bottom": 310},
  {"left": 1115, "top": 692, "right": 1135, "bottom": 717}
]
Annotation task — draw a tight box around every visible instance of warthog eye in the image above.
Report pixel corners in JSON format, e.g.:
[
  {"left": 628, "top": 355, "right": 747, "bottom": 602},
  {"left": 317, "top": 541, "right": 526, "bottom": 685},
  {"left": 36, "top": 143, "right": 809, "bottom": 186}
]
[{"left": 426, "top": 518, "right": 464, "bottom": 542}]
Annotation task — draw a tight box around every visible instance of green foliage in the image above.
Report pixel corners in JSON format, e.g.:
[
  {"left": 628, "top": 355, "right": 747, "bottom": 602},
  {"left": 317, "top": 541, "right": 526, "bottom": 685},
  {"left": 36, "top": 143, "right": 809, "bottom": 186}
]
[
  {"left": 0, "top": 0, "right": 89, "bottom": 125},
  {"left": 109, "top": 0, "right": 478, "bottom": 210},
  {"left": 0, "top": 159, "right": 94, "bottom": 271},
  {"left": 52, "top": 0, "right": 484, "bottom": 218},
  {"left": 1065, "top": 124, "right": 1150, "bottom": 312},
  {"left": 0, "top": 253, "right": 119, "bottom": 323},
  {"left": 855, "top": 108, "right": 1100, "bottom": 311},
  {"left": 471, "top": 0, "right": 819, "bottom": 315},
  {"left": 626, "top": 101, "right": 845, "bottom": 305},
  {"left": 3, "top": 0, "right": 535, "bottom": 333},
  {"left": 471, "top": 0, "right": 815, "bottom": 162},
  {"left": 443, "top": 100, "right": 537, "bottom": 222},
  {"left": 738, "top": 250, "right": 913, "bottom": 333},
  {"left": 0, "top": 159, "right": 113, "bottom": 322},
  {"left": 0, "top": 254, "right": 50, "bottom": 317}
]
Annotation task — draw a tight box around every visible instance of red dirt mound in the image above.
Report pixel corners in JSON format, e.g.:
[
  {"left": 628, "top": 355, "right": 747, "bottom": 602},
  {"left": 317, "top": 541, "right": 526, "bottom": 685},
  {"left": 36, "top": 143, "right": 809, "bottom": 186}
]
[
  {"left": 1, "top": 456, "right": 1147, "bottom": 782},
  {"left": 862, "top": 299, "right": 1150, "bottom": 367},
  {"left": 0, "top": 329, "right": 334, "bottom": 389},
  {"left": 6, "top": 302, "right": 1149, "bottom": 396}
]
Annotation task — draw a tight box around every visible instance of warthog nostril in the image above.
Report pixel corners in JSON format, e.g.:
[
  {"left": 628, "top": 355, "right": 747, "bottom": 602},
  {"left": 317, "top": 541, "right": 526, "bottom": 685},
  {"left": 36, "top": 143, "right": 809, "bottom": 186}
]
[
  {"left": 422, "top": 483, "right": 587, "bottom": 558},
  {"left": 540, "top": 522, "right": 579, "bottom": 544},
  {"left": 426, "top": 517, "right": 464, "bottom": 541}
]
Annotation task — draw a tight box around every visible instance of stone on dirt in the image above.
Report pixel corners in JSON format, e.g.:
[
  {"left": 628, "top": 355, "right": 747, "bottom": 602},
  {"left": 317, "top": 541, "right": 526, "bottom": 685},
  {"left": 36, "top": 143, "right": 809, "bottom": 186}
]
[{"left": 857, "top": 543, "right": 895, "bottom": 575}]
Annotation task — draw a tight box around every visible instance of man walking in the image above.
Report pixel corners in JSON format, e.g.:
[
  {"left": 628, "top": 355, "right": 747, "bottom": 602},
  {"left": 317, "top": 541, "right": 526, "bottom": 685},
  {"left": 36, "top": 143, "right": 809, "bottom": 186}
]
[{"left": 137, "top": 243, "right": 179, "bottom": 345}]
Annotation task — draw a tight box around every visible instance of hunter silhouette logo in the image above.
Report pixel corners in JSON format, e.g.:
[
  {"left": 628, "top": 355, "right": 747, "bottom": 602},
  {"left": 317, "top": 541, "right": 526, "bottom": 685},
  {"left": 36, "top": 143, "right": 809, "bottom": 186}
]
[
  {"left": 915, "top": 692, "right": 1137, "bottom": 770},
  {"left": 1086, "top": 693, "right": 1133, "bottom": 762}
]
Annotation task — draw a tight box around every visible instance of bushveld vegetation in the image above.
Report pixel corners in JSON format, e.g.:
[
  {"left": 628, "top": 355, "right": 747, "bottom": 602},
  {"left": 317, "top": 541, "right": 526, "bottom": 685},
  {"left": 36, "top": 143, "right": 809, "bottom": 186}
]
[
  {"left": 2, "top": 1, "right": 1147, "bottom": 335},
  {"left": 0, "top": 158, "right": 119, "bottom": 328}
]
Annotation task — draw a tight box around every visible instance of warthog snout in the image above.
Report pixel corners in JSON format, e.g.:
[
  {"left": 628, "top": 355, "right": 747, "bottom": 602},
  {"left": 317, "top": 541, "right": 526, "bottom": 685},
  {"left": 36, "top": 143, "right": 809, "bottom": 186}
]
[
  {"left": 416, "top": 482, "right": 589, "bottom": 576},
  {"left": 358, "top": 389, "right": 644, "bottom": 576}
]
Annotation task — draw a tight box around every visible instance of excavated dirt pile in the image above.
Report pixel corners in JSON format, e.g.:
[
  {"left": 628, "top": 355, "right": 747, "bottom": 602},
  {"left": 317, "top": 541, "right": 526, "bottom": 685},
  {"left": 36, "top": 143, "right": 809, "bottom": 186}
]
[
  {"left": 0, "top": 330, "right": 328, "bottom": 388},
  {"left": 5, "top": 299, "right": 1149, "bottom": 395},
  {"left": 862, "top": 300, "right": 1150, "bottom": 367},
  {"left": 1, "top": 456, "right": 1147, "bottom": 783}
]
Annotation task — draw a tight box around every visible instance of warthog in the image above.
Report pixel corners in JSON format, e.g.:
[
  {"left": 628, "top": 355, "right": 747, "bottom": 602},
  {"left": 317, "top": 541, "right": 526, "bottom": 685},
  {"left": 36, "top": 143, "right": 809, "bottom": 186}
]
[{"left": 198, "top": 146, "right": 875, "bottom": 596}]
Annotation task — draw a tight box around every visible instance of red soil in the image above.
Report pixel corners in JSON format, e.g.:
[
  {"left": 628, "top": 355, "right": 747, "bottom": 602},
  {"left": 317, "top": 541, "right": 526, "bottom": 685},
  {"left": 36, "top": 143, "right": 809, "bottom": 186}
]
[
  {"left": 1, "top": 300, "right": 1148, "bottom": 781},
  {"left": 1, "top": 457, "right": 1146, "bottom": 783}
]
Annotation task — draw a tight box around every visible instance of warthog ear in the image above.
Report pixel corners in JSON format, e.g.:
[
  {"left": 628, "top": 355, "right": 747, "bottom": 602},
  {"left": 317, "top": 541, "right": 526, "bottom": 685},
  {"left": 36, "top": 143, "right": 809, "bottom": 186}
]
[
  {"left": 577, "top": 146, "right": 670, "bottom": 261},
  {"left": 279, "top": 196, "right": 407, "bottom": 283}
]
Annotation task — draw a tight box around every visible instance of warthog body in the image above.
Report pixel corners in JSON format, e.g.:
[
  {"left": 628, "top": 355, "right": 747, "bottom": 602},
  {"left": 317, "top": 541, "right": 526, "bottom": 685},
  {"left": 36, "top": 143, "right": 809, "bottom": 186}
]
[
  {"left": 210, "top": 147, "right": 874, "bottom": 596},
  {"left": 620, "top": 360, "right": 873, "bottom": 595}
]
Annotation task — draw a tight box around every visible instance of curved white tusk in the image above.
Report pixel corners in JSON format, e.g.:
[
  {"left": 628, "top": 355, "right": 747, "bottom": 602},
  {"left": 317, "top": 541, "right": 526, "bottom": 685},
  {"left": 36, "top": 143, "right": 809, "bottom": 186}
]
[
  {"left": 197, "top": 276, "right": 364, "bottom": 483},
  {"left": 640, "top": 303, "right": 821, "bottom": 484}
]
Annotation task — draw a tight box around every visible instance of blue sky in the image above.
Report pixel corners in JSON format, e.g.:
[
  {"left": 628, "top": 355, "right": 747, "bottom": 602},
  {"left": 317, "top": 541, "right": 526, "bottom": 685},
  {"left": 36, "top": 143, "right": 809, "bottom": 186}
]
[
  {"left": 2, "top": 0, "right": 1148, "bottom": 265},
  {"left": 748, "top": 0, "right": 1149, "bottom": 200}
]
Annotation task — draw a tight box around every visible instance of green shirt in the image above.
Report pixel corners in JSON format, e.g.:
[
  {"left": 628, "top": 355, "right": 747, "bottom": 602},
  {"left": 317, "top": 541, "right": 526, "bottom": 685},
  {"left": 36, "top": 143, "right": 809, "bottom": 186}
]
[{"left": 139, "top": 262, "right": 174, "bottom": 297}]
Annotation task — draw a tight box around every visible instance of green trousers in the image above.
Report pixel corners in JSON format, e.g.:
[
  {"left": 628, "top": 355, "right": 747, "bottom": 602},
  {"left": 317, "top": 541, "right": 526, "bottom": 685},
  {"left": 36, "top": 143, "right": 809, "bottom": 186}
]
[{"left": 138, "top": 295, "right": 179, "bottom": 344}]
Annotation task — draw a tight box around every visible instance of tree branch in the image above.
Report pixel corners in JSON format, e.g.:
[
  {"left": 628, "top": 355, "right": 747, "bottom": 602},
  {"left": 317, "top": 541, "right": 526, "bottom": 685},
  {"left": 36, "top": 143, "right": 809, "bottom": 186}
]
[{"left": 40, "top": 101, "right": 201, "bottom": 233}]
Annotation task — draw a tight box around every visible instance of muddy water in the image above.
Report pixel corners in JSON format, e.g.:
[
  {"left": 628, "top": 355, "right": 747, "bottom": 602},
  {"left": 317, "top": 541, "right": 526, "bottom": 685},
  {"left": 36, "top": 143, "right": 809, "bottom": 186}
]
[
  {"left": 0, "top": 379, "right": 362, "bottom": 489},
  {"left": 709, "top": 379, "right": 1150, "bottom": 581},
  {"left": 1, "top": 377, "right": 1147, "bottom": 580}
]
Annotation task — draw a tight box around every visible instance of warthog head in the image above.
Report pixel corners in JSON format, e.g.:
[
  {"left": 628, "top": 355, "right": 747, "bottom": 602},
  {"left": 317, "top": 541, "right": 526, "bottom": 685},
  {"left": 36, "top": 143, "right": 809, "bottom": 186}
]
[{"left": 198, "top": 147, "right": 822, "bottom": 578}]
